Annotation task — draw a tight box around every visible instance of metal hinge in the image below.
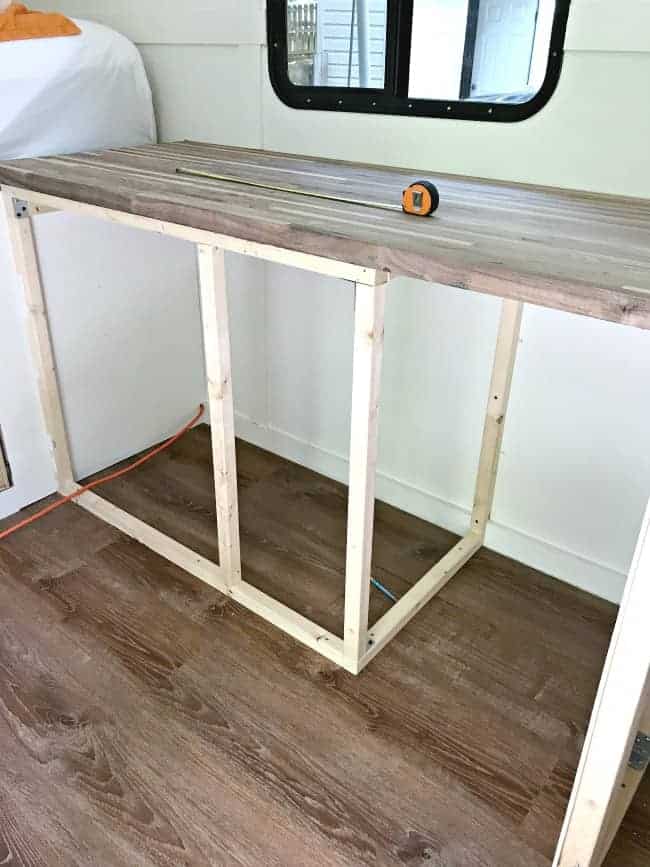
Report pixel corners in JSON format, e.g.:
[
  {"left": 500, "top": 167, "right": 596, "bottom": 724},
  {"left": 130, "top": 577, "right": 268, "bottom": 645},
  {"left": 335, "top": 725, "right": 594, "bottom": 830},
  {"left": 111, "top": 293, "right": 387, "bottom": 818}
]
[
  {"left": 13, "top": 199, "right": 28, "bottom": 219},
  {"left": 628, "top": 731, "right": 650, "bottom": 772},
  {"left": 0, "top": 427, "right": 10, "bottom": 493}
]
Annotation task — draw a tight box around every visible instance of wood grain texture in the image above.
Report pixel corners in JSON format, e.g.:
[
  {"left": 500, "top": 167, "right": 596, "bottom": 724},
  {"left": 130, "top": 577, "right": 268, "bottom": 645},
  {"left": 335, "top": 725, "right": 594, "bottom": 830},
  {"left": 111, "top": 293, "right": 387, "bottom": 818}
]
[
  {"left": 0, "top": 429, "right": 647, "bottom": 866},
  {"left": 1, "top": 141, "right": 649, "bottom": 328}
]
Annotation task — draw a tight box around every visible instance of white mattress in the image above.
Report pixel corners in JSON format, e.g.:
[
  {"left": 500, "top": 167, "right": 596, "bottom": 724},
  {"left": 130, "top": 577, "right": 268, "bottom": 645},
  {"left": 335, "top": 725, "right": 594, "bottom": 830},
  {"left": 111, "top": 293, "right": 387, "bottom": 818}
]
[{"left": 0, "top": 18, "right": 156, "bottom": 158}]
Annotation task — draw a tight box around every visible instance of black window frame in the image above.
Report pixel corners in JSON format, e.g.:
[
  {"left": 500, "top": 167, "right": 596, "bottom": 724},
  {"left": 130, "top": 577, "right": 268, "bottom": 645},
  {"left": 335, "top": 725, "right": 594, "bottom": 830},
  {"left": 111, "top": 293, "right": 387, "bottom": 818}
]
[{"left": 268, "top": 0, "right": 571, "bottom": 122}]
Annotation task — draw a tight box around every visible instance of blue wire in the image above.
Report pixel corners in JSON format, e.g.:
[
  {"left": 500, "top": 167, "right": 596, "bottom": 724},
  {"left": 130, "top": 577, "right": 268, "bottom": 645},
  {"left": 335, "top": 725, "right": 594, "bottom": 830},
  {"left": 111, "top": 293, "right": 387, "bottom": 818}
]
[{"left": 371, "top": 577, "right": 398, "bottom": 604}]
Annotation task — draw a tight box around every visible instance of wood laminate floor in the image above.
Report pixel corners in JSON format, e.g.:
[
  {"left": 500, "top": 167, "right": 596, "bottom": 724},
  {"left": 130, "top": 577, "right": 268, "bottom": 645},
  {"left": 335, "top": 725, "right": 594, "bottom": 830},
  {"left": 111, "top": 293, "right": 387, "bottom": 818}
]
[{"left": 1, "top": 426, "right": 648, "bottom": 866}]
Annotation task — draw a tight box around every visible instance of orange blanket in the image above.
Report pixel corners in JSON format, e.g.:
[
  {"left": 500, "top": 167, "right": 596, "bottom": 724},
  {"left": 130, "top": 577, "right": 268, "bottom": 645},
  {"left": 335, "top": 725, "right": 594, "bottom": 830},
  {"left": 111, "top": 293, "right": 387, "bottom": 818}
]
[{"left": 0, "top": 3, "right": 80, "bottom": 42}]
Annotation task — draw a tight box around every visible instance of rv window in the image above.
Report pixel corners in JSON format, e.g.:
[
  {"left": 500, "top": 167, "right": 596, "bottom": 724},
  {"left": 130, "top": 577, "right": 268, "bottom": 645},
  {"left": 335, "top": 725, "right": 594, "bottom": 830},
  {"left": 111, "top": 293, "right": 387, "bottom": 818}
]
[{"left": 268, "top": 0, "right": 571, "bottom": 122}]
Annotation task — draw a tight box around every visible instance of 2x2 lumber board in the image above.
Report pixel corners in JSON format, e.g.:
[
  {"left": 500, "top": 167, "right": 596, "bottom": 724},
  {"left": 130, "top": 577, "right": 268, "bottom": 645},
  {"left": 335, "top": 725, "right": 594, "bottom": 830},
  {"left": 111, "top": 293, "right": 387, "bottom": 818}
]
[
  {"left": 594, "top": 702, "right": 650, "bottom": 867},
  {"left": 2, "top": 186, "right": 386, "bottom": 286},
  {"left": 553, "top": 497, "right": 650, "bottom": 867},
  {"left": 197, "top": 245, "right": 242, "bottom": 588},
  {"left": 0, "top": 454, "right": 9, "bottom": 492},
  {"left": 471, "top": 299, "right": 523, "bottom": 538},
  {"left": 343, "top": 282, "right": 387, "bottom": 672},
  {"left": 1, "top": 142, "right": 650, "bottom": 328},
  {"left": 70, "top": 488, "right": 347, "bottom": 668},
  {"left": 230, "top": 583, "right": 346, "bottom": 670},
  {"left": 68, "top": 488, "right": 228, "bottom": 593},
  {"left": 360, "top": 532, "right": 483, "bottom": 670},
  {"left": 30, "top": 203, "right": 59, "bottom": 216},
  {"left": 1, "top": 191, "right": 75, "bottom": 489}
]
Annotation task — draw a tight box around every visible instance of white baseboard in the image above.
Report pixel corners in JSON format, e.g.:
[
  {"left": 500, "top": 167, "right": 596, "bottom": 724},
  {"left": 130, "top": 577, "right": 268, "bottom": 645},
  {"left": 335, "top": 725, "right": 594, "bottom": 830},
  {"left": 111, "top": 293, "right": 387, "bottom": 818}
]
[{"left": 235, "top": 413, "right": 626, "bottom": 605}]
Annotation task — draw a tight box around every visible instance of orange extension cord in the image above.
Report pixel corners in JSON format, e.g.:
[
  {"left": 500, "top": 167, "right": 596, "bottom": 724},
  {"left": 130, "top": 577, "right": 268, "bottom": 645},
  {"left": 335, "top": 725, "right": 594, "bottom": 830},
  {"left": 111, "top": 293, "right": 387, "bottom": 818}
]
[{"left": 0, "top": 404, "right": 205, "bottom": 543}]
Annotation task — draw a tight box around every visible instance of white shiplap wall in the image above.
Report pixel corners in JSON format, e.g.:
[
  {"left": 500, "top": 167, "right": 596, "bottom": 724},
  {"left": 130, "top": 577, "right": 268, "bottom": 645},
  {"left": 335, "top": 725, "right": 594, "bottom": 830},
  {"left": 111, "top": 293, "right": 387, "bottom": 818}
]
[
  {"left": 21, "top": 0, "right": 650, "bottom": 603},
  {"left": 317, "top": 0, "right": 387, "bottom": 87}
]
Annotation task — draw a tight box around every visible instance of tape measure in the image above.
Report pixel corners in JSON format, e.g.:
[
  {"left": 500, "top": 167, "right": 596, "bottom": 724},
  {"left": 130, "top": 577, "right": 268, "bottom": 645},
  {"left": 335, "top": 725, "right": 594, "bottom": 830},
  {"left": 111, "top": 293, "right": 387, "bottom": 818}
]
[
  {"left": 402, "top": 181, "right": 440, "bottom": 217},
  {"left": 175, "top": 167, "right": 440, "bottom": 218}
]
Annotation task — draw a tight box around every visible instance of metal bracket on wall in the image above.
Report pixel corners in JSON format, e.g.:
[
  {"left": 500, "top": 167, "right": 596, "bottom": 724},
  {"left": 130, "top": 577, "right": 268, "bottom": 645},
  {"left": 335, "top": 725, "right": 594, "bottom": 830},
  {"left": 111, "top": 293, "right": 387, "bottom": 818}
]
[
  {"left": 12, "top": 198, "right": 58, "bottom": 219},
  {"left": 628, "top": 732, "right": 650, "bottom": 772},
  {"left": 0, "top": 430, "right": 11, "bottom": 493},
  {"left": 13, "top": 199, "right": 28, "bottom": 219}
]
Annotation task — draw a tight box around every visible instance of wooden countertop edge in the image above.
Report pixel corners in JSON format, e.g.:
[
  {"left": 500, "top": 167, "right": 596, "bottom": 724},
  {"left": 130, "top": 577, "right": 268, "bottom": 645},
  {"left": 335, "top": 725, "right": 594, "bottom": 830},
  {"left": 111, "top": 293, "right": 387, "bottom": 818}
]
[{"left": 1, "top": 167, "right": 649, "bottom": 333}]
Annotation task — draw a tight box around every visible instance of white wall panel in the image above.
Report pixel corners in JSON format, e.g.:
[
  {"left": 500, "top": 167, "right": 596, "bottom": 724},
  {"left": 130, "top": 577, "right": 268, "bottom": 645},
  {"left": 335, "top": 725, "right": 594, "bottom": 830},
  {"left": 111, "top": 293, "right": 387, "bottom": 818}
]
[
  {"left": 565, "top": 0, "right": 650, "bottom": 52},
  {"left": 139, "top": 45, "right": 263, "bottom": 145},
  {"left": 44, "top": 0, "right": 650, "bottom": 53},
  {"left": 378, "top": 281, "right": 498, "bottom": 513},
  {"left": 264, "top": 266, "right": 355, "bottom": 452},
  {"left": 32, "top": 214, "right": 206, "bottom": 480},
  {"left": 228, "top": 255, "right": 269, "bottom": 425},
  {"left": 495, "top": 306, "right": 650, "bottom": 593},
  {"left": 36, "top": 0, "right": 266, "bottom": 45},
  {"left": 263, "top": 50, "right": 650, "bottom": 198}
]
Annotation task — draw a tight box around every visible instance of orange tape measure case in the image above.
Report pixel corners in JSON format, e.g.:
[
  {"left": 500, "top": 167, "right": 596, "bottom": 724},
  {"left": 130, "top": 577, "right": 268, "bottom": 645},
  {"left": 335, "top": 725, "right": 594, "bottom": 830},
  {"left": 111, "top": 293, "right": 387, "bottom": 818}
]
[{"left": 402, "top": 181, "right": 440, "bottom": 217}]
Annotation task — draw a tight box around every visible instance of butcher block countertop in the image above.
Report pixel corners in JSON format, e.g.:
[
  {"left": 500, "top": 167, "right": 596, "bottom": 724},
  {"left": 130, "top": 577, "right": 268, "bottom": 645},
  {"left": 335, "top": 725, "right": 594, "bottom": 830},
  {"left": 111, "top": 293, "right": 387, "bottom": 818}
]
[{"left": 1, "top": 140, "right": 649, "bottom": 329}]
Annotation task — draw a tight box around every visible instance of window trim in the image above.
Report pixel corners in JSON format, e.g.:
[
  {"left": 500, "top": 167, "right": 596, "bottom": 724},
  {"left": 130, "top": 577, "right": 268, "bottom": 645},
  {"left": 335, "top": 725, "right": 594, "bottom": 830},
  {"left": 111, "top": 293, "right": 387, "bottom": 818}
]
[{"left": 268, "top": 0, "right": 571, "bottom": 123}]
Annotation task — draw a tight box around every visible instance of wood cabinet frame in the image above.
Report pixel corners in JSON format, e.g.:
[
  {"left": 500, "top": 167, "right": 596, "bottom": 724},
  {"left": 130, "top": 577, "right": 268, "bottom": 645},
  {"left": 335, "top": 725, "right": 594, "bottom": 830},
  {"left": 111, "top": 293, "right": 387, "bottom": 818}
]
[{"left": 3, "top": 184, "right": 648, "bottom": 865}]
